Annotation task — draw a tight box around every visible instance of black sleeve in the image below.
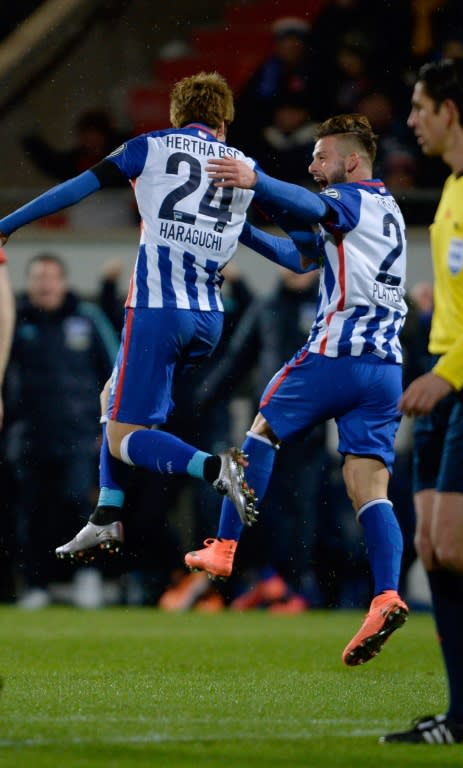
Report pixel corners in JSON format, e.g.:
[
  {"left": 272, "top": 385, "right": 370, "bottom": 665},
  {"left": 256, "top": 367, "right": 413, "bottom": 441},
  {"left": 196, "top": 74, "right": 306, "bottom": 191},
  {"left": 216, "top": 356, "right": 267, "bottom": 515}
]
[{"left": 90, "top": 159, "right": 129, "bottom": 188}]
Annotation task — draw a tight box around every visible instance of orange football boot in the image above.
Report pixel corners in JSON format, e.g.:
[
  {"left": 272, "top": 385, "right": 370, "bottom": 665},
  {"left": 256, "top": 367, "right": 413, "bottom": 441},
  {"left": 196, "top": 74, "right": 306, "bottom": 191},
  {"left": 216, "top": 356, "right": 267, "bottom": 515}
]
[
  {"left": 184, "top": 538, "right": 237, "bottom": 579},
  {"left": 342, "top": 590, "right": 409, "bottom": 666}
]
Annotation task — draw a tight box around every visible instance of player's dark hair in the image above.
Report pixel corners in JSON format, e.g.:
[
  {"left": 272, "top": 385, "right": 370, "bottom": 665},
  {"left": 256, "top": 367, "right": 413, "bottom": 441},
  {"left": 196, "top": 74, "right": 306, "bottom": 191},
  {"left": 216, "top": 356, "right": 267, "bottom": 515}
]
[
  {"left": 170, "top": 71, "right": 235, "bottom": 130},
  {"left": 315, "top": 114, "right": 377, "bottom": 164},
  {"left": 418, "top": 58, "right": 463, "bottom": 122}
]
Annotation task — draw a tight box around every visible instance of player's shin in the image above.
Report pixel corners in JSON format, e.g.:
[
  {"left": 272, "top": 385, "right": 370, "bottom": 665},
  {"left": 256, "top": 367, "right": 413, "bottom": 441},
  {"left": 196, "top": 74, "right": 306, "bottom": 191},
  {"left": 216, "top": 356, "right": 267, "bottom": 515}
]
[{"left": 358, "top": 499, "right": 403, "bottom": 594}]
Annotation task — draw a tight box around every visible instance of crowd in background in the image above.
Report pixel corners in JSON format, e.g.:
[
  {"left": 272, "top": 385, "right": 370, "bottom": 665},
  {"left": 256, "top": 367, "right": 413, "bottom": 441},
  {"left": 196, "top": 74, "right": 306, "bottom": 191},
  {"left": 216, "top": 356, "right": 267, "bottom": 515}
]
[
  {"left": 0, "top": 251, "right": 431, "bottom": 612},
  {"left": 14, "top": 0, "right": 463, "bottom": 219},
  {"left": 0, "top": 0, "right": 451, "bottom": 610},
  {"left": 228, "top": 0, "right": 462, "bottom": 198}
]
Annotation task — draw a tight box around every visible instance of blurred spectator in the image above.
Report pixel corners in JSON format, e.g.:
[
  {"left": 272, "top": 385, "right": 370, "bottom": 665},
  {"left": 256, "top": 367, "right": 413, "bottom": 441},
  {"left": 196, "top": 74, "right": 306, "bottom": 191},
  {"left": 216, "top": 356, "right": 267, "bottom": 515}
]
[
  {"left": 0, "top": 248, "right": 15, "bottom": 602},
  {"left": 22, "top": 109, "right": 127, "bottom": 181},
  {"left": 0, "top": 248, "right": 15, "bottom": 429},
  {"left": 356, "top": 92, "right": 419, "bottom": 190},
  {"left": 410, "top": 280, "right": 434, "bottom": 321},
  {"left": 21, "top": 110, "right": 135, "bottom": 229},
  {"left": 228, "top": 17, "right": 326, "bottom": 164},
  {"left": 258, "top": 95, "right": 318, "bottom": 184},
  {"left": 5, "top": 253, "right": 119, "bottom": 609},
  {"left": 311, "top": 0, "right": 413, "bottom": 95},
  {"left": 97, "top": 258, "right": 126, "bottom": 335},
  {"left": 329, "top": 37, "right": 378, "bottom": 115},
  {"left": 434, "top": 0, "right": 463, "bottom": 52},
  {"left": 441, "top": 37, "right": 463, "bottom": 61},
  {"left": 353, "top": 69, "right": 447, "bottom": 192},
  {"left": 410, "top": 0, "right": 441, "bottom": 62},
  {"left": 407, "top": 0, "right": 463, "bottom": 71},
  {"left": 403, "top": 281, "right": 434, "bottom": 385}
]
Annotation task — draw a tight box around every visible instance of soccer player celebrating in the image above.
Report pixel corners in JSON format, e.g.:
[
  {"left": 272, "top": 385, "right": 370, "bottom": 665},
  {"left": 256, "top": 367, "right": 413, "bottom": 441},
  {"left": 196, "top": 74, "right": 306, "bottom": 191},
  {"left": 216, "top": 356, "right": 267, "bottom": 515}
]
[
  {"left": 186, "top": 113, "right": 410, "bottom": 667},
  {"left": 0, "top": 72, "right": 318, "bottom": 560}
]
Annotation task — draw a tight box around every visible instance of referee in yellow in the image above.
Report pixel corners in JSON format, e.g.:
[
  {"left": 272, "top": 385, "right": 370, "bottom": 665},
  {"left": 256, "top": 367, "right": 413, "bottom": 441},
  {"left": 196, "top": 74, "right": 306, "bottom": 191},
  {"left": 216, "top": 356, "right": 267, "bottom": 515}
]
[{"left": 381, "top": 58, "right": 463, "bottom": 745}]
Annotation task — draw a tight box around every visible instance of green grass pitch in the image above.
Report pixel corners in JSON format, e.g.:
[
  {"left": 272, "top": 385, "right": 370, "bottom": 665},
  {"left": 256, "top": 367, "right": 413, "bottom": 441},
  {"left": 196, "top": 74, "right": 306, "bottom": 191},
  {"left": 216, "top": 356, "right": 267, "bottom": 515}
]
[{"left": 0, "top": 605, "right": 458, "bottom": 767}]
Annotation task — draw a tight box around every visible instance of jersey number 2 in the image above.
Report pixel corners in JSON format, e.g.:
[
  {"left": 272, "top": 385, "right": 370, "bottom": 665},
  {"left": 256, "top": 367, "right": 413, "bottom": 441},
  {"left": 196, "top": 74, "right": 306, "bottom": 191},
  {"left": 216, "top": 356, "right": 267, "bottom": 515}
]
[{"left": 375, "top": 213, "right": 403, "bottom": 287}]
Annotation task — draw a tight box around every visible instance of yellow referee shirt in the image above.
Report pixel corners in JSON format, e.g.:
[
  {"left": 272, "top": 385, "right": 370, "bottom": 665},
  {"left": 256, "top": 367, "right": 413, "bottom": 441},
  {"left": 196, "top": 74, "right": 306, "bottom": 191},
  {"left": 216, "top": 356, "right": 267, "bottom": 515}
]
[{"left": 429, "top": 173, "right": 463, "bottom": 390}]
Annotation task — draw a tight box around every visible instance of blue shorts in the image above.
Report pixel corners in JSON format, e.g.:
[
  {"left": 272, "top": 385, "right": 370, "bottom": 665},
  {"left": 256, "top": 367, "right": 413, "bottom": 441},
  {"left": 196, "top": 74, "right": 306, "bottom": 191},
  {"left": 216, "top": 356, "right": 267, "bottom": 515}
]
[
  {"left": 259, "top": 350, "right": 402, "bottom": 472},
  {"left": 413, "top": 358, "right": 463, "bottom": 493},
  {"left": 107, "top": 307, "right": 223, "bottom": 425}
]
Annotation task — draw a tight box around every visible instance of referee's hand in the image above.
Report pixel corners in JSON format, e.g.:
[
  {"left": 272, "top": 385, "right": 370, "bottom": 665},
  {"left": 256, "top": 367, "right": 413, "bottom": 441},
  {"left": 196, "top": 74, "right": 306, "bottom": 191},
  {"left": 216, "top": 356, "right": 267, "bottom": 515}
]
[{"left": 399, "top": 371, "right": 453, "bottom": 416}]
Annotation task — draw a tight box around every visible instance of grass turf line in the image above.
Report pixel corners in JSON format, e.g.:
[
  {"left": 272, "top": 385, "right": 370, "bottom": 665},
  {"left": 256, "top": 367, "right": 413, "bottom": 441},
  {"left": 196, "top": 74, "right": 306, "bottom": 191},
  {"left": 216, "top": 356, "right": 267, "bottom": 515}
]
[{"left": 0, "top": 606, "right": 454, "bottom": 767}]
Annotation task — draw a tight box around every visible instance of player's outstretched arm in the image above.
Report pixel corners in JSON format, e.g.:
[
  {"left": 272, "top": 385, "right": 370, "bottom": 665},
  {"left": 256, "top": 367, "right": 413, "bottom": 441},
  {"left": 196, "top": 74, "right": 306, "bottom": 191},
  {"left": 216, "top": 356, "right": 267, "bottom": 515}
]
[
  {"left": 207, "top": 157, "right": 328, "bottom": 225},
  {"left": 239, "top": 222, "right": 320, "bottom": 274}
]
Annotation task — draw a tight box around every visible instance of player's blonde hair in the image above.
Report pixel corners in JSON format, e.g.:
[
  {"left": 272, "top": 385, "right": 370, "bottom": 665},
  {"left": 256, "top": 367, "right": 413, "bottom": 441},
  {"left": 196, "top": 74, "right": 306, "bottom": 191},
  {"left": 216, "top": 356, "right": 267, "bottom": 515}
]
[
  {"left": 169, "top": 71, "right": 235, "bottom": 130},
  {"left": 316, "top": 114, "right": 378, "bottom": 164}
]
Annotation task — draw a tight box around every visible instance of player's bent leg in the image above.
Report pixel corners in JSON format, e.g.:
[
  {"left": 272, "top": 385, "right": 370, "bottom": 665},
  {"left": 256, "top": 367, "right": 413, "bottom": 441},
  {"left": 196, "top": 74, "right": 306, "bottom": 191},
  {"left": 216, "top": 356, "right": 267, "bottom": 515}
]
[
  {"left": 106, "top": 419, "right": 149, "bottom": 460},
  {"left": 342, "top": 454, "right": 390, "bottom": 511},
  {"left": 115, "top": 421, "right": 259, "bottom": 527},
  {"left": 56, "top": 417, "right": 145, "bottom": 561},
  {"left": 185, "top": 415, "right": 279, "bottom": 579},
  {"left": 212, "top": 447, "right": 258, "bottom": 527}
]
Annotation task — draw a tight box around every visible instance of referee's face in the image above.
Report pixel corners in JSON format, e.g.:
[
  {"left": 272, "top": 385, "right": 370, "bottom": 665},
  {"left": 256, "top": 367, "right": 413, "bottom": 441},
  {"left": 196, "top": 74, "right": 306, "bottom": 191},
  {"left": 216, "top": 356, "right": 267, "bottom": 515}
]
[{"left": 408, "top": 81, "right": 449, "bottom": 157}]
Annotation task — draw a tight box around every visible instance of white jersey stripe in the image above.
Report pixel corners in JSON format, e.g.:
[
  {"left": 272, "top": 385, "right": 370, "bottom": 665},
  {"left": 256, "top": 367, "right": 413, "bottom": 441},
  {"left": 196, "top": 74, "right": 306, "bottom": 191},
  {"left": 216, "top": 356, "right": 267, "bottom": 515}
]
[
  {"left": 307, "top": 181, "right": 407, "bottom": 363},
  {"left": 109, "top": 125, "right": 255, "bottom": 311}
]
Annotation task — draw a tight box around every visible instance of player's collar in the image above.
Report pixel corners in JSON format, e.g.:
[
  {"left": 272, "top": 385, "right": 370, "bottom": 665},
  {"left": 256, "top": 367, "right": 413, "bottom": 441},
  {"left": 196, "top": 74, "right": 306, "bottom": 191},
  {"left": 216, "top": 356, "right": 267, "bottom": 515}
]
[{"left": 183, "top": 123, "right": 217, "bottom": 137}]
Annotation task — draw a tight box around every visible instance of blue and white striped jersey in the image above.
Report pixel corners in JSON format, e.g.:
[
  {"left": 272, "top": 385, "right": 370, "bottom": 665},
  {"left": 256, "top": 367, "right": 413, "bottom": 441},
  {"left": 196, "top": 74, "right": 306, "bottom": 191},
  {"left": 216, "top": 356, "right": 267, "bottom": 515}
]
[
  {"left": 307, "top": 181, "right": 407, "bottom": 363},
  {"left": 106, "top": 124, "right": 255, "bottom": 311}
]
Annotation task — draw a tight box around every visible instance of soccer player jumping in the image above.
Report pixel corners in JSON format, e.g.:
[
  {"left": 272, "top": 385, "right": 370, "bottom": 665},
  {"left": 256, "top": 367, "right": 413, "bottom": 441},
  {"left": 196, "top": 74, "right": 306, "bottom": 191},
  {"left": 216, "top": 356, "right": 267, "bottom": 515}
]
[
  {"left": 186, "top": 114, "right": 410, "bottom": 666},
  {"left": 0, "top": 72, "right": 320, "bottom": 563}
]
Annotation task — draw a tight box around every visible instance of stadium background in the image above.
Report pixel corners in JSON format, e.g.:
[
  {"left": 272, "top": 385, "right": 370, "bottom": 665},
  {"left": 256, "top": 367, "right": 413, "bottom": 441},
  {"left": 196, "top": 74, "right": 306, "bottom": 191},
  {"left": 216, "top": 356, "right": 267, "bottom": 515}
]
[
  {"left": 0, "top": 0, "right": 435, "bottom": 293},
  {"left": 0, "top": 7, "right": 449, "bottom": 762}
]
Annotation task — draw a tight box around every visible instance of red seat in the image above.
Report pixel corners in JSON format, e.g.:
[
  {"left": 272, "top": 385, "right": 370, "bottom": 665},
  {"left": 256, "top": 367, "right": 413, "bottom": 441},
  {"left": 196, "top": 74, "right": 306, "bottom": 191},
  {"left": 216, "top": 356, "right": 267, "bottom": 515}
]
[
  {"left": 128, "top": 0, "right": 331, "bottom": 130},
  {"left": 190, "top": 25, "right": 273, "bottom": 57},
  {"left": 156, "top": 48, "right": 268, "bottom": 94}
]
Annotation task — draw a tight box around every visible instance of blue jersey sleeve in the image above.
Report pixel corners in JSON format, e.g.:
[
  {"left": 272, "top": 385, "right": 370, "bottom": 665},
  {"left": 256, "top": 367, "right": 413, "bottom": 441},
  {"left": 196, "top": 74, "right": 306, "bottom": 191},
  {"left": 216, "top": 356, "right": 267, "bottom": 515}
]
[
  {"left": 0, "top": 170, "right": 101, "bottom": 236},
  {"left": 103, "top": 135, "right": 149, "bottom": 180},
  {"left": 319, "top": 184, "right": 362, "bottom": 232},
  {"left": 239, "top": 222, "right": 320, "bottom": 273},
  {"left": 254, "top": 171, "right": 329, "bottom": 224}
]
